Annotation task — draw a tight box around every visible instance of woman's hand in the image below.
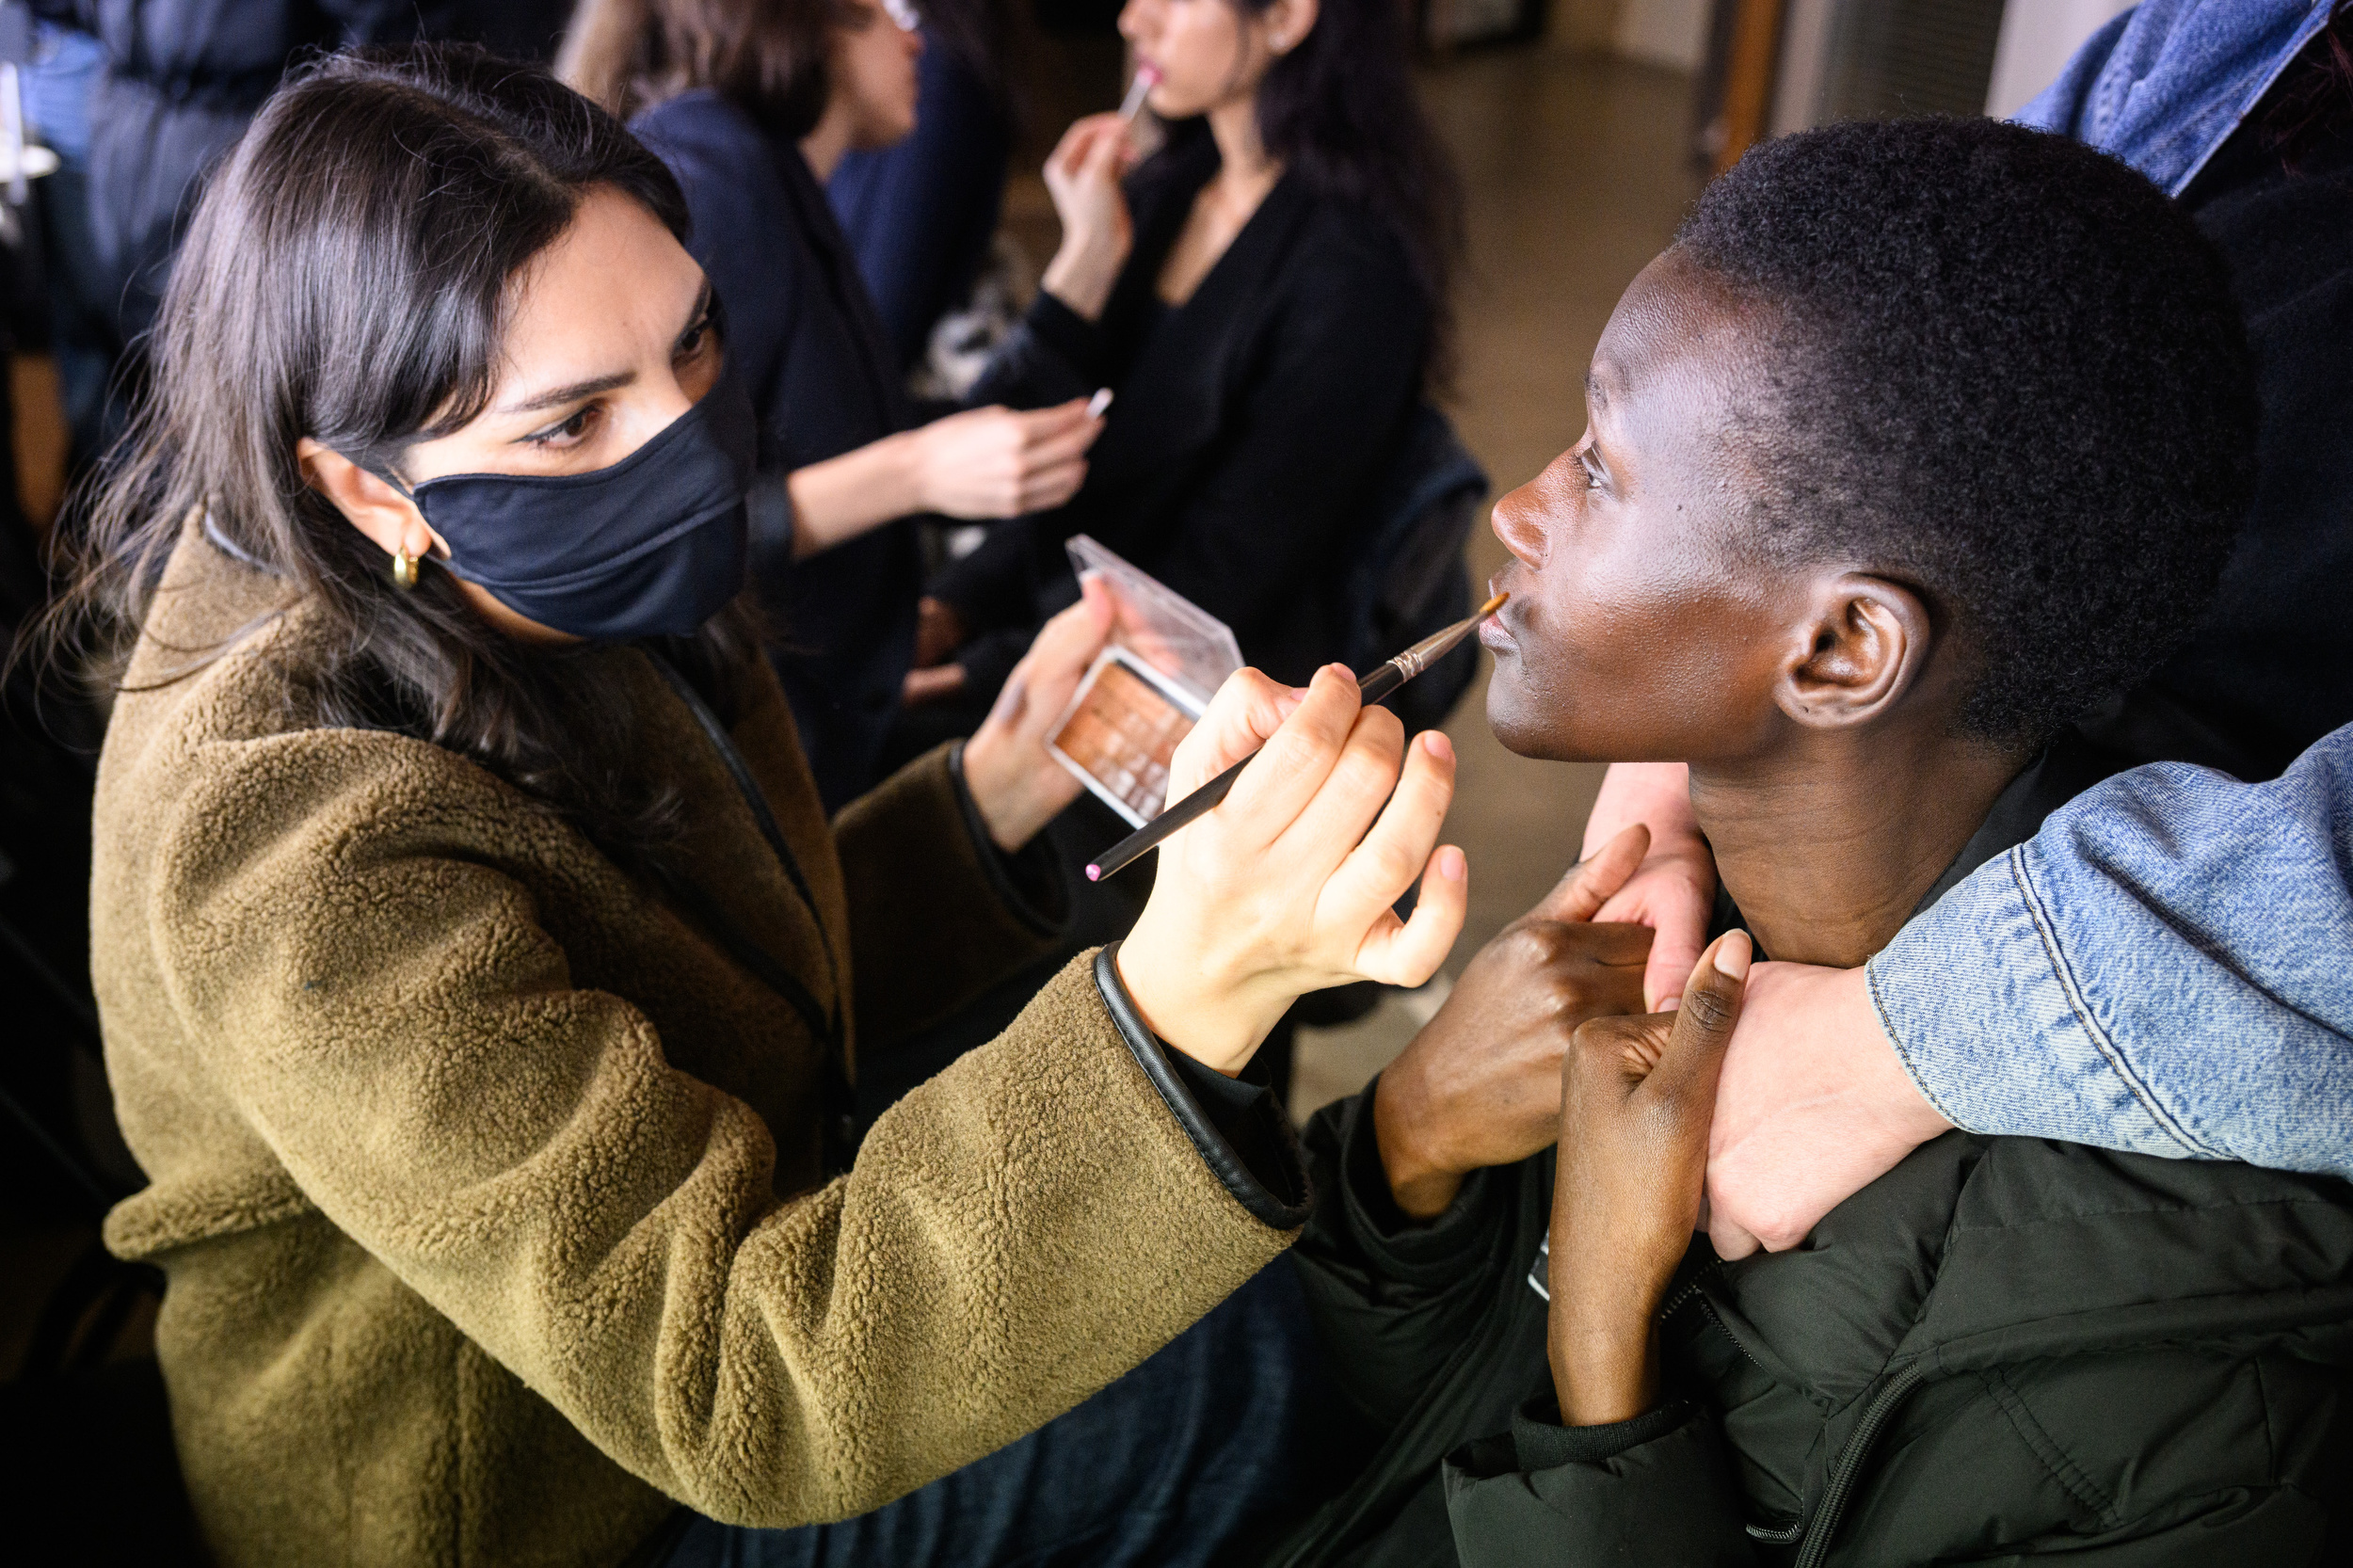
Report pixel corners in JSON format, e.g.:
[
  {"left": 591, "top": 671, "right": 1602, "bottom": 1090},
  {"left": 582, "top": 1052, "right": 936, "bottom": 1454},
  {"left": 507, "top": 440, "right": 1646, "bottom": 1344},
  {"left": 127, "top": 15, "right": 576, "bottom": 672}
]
[
  {"left": 1116, "top": 665, "right": 1467, "bottom": 1075},
  {"left": 1040, "top": 113, "right": 1137, "bottom": 322},
  {"left": 909, "top": 399, "right": 1102, "bottom": 520},
  {"left": 1584, "top": 762, "right": 1720, "bottom": 1010},
  {"left": 1705, "top": 960, "right": 1951, "bottom": 1258},
  {"left": 1372, "top": 825, "right": 1655, "bottom": 1220},
  {"left": 960, "top": 578, "right": 1114, "bottom": 851},
  {"left": 1549, "top": 930, "right": 1750, "bottom": 1427}
]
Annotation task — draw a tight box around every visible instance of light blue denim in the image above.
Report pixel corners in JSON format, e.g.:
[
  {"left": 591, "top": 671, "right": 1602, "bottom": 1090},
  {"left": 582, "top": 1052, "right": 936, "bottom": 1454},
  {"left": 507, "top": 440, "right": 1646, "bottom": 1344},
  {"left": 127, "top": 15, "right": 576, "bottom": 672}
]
[
  {"left": 2014, "top": 0, "right": 2335, "bottom": 194},
  {"left": 1872, "top": 723, "right": 2353, "bottom": 1175}
]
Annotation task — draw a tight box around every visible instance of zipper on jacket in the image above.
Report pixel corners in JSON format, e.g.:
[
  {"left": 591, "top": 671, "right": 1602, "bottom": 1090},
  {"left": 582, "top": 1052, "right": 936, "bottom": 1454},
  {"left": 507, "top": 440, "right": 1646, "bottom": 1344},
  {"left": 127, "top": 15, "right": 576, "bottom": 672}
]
[{"left": 1792, "top": 1361, "right": 1927, "bottom": 1568}]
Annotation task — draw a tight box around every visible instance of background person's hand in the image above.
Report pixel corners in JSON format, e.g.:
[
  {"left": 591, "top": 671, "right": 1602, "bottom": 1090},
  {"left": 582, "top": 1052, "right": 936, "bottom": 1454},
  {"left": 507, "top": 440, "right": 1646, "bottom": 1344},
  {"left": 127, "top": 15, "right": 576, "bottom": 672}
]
[
  {"left": 1583, "top": 762, "right": 1719, "bottom": 1010},
  {"left": 1705, "top": 960, "right": 1953, "bottom": 1257},
  {"left": 1549, "top": 931, "right": 1750, "bottom": 1427},
  {"left": 1372, "top": 824, "right": 1655, "bottom": 1219},
  {"left": 1039, "top": 113, "right": 1136, "bottom": 320},
  {"left": 909, "top": 399, "right": 1101, "bottom": 520},
  {"left": 960, "top": 577, "right": 1114, "bottom": 851},
  {"left": 1116, "top": 664, "right": 1466, "bottom": 1075}
]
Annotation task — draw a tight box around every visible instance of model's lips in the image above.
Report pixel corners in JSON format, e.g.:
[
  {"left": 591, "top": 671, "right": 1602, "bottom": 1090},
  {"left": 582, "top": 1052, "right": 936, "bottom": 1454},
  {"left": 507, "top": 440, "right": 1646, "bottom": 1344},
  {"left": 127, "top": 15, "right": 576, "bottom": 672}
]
[{"left": 1479, "top": 572, "right": 1518, "bottom": 651}]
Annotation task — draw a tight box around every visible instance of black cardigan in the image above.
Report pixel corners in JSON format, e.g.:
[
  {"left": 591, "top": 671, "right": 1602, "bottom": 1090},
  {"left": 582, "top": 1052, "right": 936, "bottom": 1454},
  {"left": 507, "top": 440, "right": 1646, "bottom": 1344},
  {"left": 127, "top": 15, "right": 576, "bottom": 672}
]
[
  {"left": 935, "top": 126, "right": 1432, "bottom": 694},
  {"left": 634, "top": 90, "right": 924, "bottom": 812}
]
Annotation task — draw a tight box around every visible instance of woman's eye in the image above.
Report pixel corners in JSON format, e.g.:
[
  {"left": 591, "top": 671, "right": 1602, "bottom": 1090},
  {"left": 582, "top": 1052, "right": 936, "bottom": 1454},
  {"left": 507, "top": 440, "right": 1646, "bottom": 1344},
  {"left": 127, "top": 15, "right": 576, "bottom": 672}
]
[
  {"left": 676, "top": 316, "right": 716, "bottom": 360},
  {"left": 1575, "top": 447, "right": 1603, "bottom": 489},
  {"left": 526, "top": 405, "right": 600, "bottom": 448}
]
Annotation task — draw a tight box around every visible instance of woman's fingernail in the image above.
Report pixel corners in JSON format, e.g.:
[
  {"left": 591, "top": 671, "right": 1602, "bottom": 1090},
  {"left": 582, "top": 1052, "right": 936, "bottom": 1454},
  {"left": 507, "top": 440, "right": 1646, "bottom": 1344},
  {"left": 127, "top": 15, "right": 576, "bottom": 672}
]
[
  {"left": 1422, "top": 731, "right": 1453, "bottom": 760},
  {"left": 1712, "top": 931, "right": 1753, "bottom": 983},
  {"left": 1325, "top": 663, "right": 1353, "bottom": 683},
  {"left": 1438, "top": 846, "right": 1465, "bottom": 881}
]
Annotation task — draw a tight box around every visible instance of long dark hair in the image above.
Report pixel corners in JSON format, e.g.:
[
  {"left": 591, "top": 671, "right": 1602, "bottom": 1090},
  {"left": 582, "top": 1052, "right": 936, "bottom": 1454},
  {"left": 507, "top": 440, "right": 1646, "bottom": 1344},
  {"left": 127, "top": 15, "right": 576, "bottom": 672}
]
[
  {"left": 42, "top": 45, "right": 763, "bottom": 868},
  {"left": 1224, "top": 0, "right": 1463, "bottom": 383},
  {"left": 558, "top": 0, "right": 859, "bottom": 132}
]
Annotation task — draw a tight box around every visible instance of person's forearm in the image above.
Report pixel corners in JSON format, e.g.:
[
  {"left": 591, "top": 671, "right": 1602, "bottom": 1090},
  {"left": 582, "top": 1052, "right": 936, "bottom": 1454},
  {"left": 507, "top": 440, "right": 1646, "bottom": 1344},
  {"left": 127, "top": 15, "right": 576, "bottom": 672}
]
[
  {"left": 1582, "top": 762, "right": 1697, "bottom": 857},
  {"left": 785, "top": 436, "right": 921, "bottom": 557},
  {"left": 1873, "top": 725, "right": 2353, "bottom": 1175}
]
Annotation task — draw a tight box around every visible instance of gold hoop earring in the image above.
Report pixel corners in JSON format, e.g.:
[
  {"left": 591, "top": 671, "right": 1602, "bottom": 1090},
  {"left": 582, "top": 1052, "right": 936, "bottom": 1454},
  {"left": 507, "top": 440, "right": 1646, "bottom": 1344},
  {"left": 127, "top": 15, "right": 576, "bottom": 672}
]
[{"left": 391, "top": 547, "right": 419, "bottom": 591}]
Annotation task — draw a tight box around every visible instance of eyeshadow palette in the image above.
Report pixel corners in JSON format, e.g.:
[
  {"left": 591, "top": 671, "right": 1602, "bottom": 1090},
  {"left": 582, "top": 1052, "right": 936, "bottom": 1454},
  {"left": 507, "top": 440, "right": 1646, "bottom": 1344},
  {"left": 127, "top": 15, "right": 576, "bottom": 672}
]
[{"left": 1046, "top": 648, "right": 1204, "bottom": 826}]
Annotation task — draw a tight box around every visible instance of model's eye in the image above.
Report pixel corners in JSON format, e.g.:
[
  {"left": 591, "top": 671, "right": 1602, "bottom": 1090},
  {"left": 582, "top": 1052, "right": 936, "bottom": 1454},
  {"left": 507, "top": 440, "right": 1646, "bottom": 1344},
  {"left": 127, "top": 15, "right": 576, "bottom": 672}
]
[
  {"left": 1575, "top": 446, "right": 1604, "bottom": 489},
  {"left": 676, "top": 314, "right": 716, "bottom": 360}
]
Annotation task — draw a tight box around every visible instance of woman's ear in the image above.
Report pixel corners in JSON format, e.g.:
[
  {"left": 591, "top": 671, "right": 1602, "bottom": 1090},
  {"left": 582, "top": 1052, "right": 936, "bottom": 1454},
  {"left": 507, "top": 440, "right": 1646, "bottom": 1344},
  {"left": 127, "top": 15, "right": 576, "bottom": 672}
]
[
  {"left": 294, "top": 439, "right": 444, "bottom": 565},
  {"left": 1773, "top": 571, "right": 1931, "bottom": 729},
  {"left": 1264, "top": 0, "right": 1319, "bottom": 53}
]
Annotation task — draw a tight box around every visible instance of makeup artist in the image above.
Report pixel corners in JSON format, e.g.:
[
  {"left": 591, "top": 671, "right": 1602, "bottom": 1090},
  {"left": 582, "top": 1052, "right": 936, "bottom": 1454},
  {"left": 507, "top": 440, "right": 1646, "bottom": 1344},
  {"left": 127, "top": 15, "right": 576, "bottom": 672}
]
[
  {"left": 908, "top": 0, "right": 1462, "bottom": 716},
  {"left": 560, "top": 0, "right": 1105, "bottom": 809},
  {"left": 60, "top": 49, "right": 1469, "bottom": 1568}
]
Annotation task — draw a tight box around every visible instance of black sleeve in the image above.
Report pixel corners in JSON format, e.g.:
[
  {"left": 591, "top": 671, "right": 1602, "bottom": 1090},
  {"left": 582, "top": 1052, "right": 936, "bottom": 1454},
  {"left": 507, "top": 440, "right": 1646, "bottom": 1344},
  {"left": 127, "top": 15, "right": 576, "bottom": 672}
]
[
  {"left": 1441, "top": 1395, "right": 1759, "bottom": 1567},
  {"left": 967, "top": 293, "right": 1101, "bottom": 410},
  {"left": 1135, "top": 229, "right": 1429, "bottom": 645},
  {"left": 1289, "top": 1085, "right": 1527, "bottom": 1430},
  {"left": 945, "top": 743, "right": 1069, "bottom": 938},
  {"left": 1092, "top": 945, "right": 1311, "bottom": 1228}
]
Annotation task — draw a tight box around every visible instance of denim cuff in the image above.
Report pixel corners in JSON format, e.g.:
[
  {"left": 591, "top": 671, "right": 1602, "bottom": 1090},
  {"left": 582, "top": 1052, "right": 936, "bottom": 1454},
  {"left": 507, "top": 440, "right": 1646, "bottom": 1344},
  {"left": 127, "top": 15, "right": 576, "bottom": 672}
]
[
  {"left": 1868, "top": 844, "right": 2211, "bottom": 1159},
  {"left": 1093, "top": 944, "right": 1313, "bottom": 1229}
]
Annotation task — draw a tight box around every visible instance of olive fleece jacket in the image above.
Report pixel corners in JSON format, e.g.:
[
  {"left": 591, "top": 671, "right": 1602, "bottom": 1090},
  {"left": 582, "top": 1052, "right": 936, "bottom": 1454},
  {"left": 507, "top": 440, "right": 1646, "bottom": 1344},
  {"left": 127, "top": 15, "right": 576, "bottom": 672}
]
[{"left": 91, "top": 526, "right": 1308, "bottom": 1568}]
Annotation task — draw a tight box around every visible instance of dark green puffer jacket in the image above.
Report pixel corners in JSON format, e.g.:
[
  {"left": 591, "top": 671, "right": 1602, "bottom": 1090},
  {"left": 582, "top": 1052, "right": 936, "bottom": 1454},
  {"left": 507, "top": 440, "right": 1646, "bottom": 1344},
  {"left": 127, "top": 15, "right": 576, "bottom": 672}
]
[
  {"left": 1275, "top": 745, "right": 2353, "bottom": 1567},
  {"left": 1281, "top": 1101, "right": 2353, "bottom": 1567}
]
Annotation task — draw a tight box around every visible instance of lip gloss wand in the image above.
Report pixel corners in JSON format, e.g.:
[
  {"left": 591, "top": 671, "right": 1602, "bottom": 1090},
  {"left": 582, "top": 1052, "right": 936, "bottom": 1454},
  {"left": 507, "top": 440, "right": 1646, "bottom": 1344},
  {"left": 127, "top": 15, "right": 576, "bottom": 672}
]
[
  {"left": 1117, "top": 62, "right": 1161, "bottom": 122},
  {"left": 1085, "top": 593, "right": 1509, "bottom": 882}
]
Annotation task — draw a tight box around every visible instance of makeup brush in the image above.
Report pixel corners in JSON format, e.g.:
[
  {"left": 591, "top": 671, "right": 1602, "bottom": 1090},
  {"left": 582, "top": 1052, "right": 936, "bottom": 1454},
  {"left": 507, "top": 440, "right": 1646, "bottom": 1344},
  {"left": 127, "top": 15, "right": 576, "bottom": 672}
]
[
  {"left": 1085, "top": 593, "right": 1509, "bottom": 882},
  {"left": 1117, "top": 63, "right": 1161, "bottom": 122}
]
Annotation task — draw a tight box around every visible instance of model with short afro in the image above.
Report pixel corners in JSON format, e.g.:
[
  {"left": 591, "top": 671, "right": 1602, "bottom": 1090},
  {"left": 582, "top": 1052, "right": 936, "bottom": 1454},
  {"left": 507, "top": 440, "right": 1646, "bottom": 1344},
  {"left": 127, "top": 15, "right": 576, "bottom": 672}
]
[{"left": 1676, "top": 115, "right": 2257, "bottom": 744}]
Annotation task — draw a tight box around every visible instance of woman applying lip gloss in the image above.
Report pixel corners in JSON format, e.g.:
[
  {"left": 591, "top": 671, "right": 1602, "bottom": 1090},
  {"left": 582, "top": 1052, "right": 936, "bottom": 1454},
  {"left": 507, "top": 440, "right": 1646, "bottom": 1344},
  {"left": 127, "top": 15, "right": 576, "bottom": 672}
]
[{"left": 905, "top": 0, "right": 1463, "bottom": 723}]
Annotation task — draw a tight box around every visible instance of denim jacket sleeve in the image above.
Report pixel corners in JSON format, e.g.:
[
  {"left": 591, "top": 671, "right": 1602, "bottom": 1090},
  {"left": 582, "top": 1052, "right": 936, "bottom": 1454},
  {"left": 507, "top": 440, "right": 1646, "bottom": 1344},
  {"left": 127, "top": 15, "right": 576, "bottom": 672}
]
[{"left": 1868, "top": 722, "right": 2353, "bottom": 1176}]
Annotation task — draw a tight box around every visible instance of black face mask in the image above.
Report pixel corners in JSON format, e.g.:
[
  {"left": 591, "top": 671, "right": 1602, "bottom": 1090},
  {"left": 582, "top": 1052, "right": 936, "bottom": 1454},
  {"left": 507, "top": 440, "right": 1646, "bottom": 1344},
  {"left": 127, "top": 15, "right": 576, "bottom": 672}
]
[{"left": 390, "top": 369, "right": 757, "bottom": 643}]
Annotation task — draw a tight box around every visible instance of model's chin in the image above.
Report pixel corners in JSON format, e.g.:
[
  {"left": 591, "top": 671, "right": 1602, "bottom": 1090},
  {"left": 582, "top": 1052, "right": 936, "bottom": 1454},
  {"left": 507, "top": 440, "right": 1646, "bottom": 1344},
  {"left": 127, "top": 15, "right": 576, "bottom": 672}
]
[{"left": 1482, "top": 661, "right": 1552, "bottom": 760}]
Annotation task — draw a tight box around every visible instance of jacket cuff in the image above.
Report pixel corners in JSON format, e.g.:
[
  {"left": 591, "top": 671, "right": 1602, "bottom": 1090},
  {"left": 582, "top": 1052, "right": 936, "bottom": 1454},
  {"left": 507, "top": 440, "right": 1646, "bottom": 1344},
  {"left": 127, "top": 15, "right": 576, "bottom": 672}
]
[
  {"left": 1441, "top": 1397, "right": 1753, "bottom": 1566},
  {"left": 1333, "top": 1079, "right": 1502, "bottom": 1277},
  {"left": 1869, "top": 843, "right": 2210, "bottom": 1159},
  {"left": 1023, "top": 290, "right": 1104, "bottom": 380},
  {"left": 1093, "top": 944, "right": 1313, "bottom": 1229},
  {"left": 1505, "top": 1393, "right": 1697, "bottom": 1468},
  {"left": 945, "top": 742, "right": 1068, "bottom": 939}
]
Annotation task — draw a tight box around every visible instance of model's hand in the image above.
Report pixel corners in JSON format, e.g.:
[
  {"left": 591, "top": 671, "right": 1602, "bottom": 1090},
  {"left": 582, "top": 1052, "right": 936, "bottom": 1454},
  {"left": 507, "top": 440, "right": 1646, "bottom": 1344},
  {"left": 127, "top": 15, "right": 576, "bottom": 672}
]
[
  {"left": 1040, "top": 113, "right": 1136, "bottom": 321},
  {"left": 961, "top": 578, "right": 1113, "bottom": 851},
  {"left": 1705, "top": 961, "right": 1953, "bottom": 1257},
  {"left": 1549, "top": 931, "right": 1750, "bottom": 1427},
  {"left": 1117, "top": 665, "right": 1466, "bottom": 1075},
  {"left": 1372, "top": 825, "right": 1654, "bottom": 1220},
  {"left": 910, "top": 400, "right": 1101, "bottom": 520},
  {"left": 1584, "top": 762, "right": 1719, "bottom": 1010}
]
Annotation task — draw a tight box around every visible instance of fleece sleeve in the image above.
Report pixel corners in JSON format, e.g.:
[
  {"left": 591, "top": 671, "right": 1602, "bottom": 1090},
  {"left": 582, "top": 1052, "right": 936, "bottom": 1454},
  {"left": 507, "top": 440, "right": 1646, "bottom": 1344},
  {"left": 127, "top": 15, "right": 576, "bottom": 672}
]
[
  {"left": 1867, "top": 721, "right": 2353, "bottom": 1176},
  {"left": 129, "top": 731, "right": 1305, "bottom": 1529}
]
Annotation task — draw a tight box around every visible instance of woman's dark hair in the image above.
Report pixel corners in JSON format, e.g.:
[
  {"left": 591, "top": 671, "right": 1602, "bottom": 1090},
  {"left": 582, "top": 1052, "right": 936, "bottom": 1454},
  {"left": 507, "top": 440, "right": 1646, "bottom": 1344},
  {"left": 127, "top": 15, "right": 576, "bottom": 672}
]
[
  {"left": 1218, "top": 0, "right": 1464, "bottom": 384},
  {"left": 1676, "top": 117, "right": 2257, "bottom": 745},
  {"left": 44, "top": 44, "right": 763, "bottom": 869},
  {"left": 558, "top": 0, "right": 860, "bottom": 134}
]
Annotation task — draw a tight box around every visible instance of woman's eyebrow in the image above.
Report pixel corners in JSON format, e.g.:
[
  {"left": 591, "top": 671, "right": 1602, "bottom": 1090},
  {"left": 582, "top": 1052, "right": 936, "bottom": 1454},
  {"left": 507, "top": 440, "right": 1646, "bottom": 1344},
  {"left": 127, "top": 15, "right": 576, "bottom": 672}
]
[
  {"left": 500, "top": 370, "right": 634, "bottom": 416},
  {"left": 495, "top": 282, "right": 713, "bottom": 416}
]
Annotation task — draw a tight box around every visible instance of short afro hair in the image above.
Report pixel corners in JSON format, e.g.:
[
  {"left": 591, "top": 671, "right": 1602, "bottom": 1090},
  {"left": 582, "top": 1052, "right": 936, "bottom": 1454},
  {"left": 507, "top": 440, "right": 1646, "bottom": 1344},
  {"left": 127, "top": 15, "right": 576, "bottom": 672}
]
[{"left": 1677, "top": 116, "right": 2256, "bottom": 744}]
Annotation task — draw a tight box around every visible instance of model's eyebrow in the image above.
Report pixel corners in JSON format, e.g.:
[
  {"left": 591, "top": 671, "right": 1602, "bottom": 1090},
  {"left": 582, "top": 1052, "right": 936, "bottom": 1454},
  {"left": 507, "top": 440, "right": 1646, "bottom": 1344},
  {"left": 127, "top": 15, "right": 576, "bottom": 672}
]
[
  {"left": 495, "top": 281, "right": 714, "bottom": 417},
  {"left": 1584, "top": 369, "right": 1611, "bottom": 411}
]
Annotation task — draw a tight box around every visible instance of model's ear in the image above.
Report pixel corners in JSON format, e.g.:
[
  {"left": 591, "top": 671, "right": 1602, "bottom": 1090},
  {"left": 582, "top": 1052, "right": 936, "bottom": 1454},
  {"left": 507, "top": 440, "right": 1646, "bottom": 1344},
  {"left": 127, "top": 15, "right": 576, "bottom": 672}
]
[
  {"left": 1773, "top": 571, "right": 1931, "bottom": 729},
  {"left": 294, "top": 439, "right": 444, "bottom": 565}
]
